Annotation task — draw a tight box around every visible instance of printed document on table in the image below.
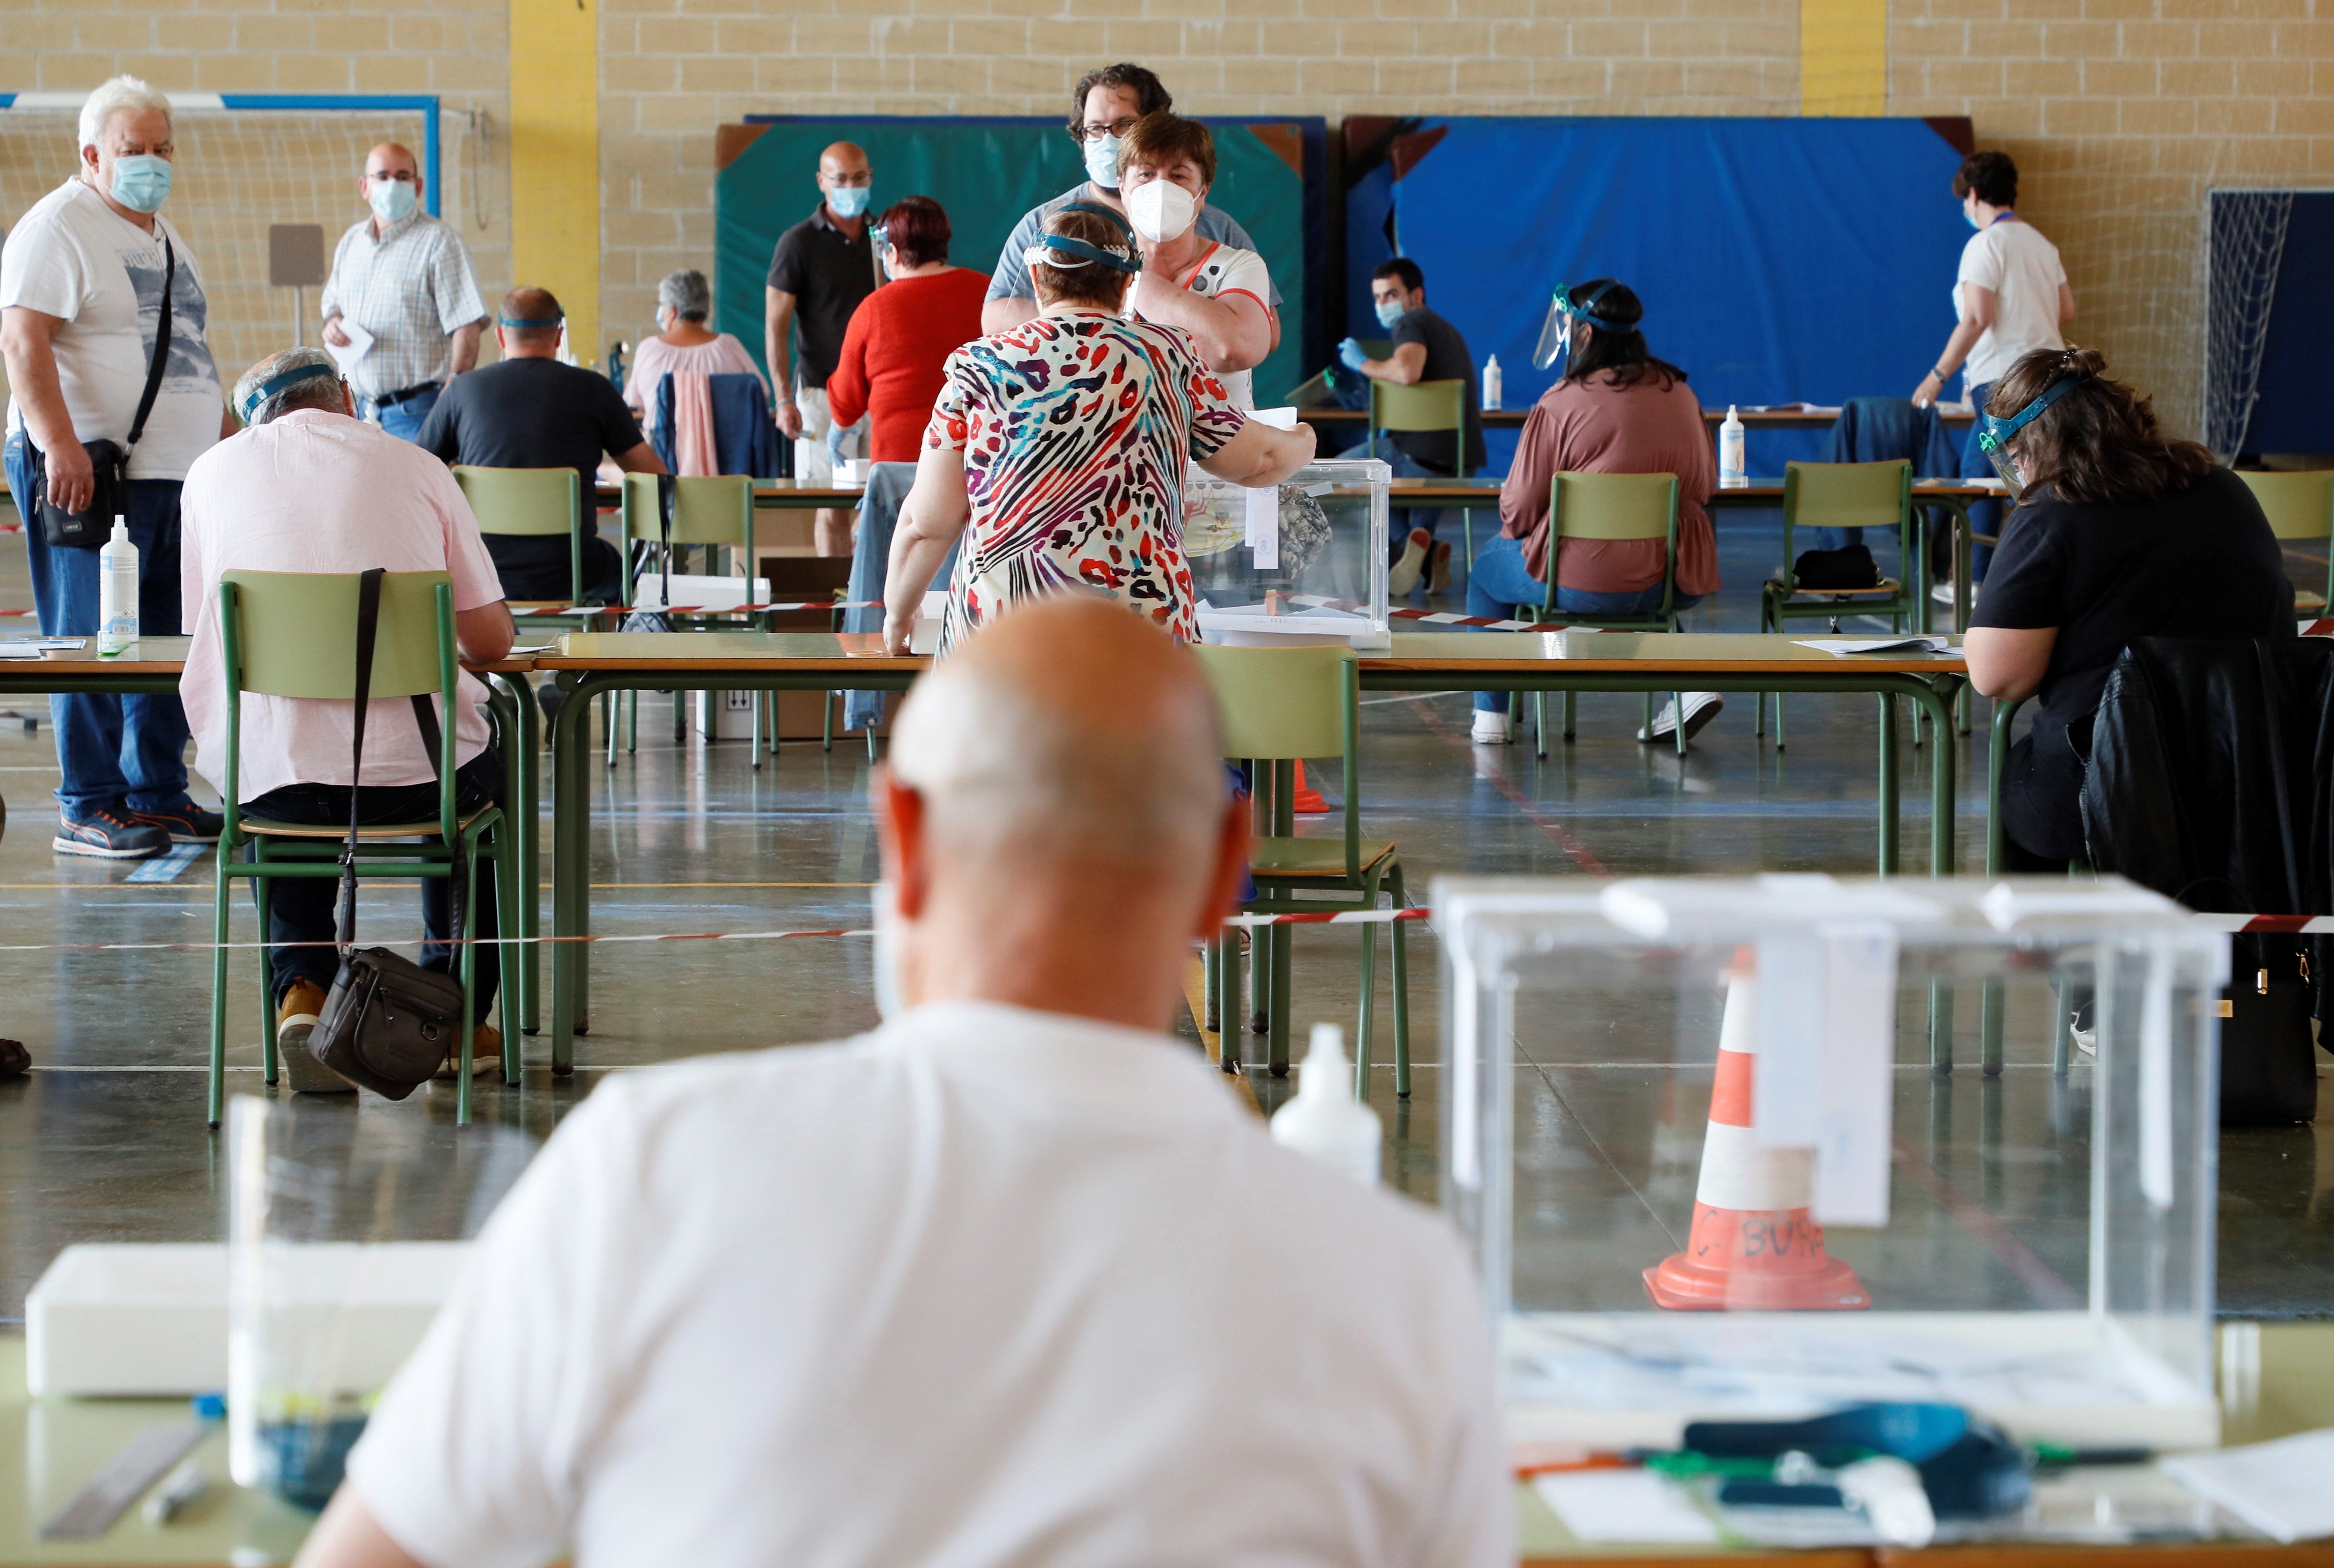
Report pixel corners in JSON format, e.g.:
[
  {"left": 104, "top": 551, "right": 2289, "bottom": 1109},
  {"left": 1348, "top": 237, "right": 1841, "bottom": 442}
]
[
  {"left": 326, "top": 320, "right": 375, "bottom": 374},
  {"left": 1794, "top": 635, "right": 1951, "bottom": 656},
  {"left": 2161, "top": 1428, "right": 2334, "bottom": 1542},
  {"left": 1533, "top": 1471, "right": 1719, "bottom": 1544}
]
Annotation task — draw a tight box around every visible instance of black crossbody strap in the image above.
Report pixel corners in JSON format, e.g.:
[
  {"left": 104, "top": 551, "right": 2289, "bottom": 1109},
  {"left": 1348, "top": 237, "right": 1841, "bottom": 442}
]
[
  {"left": 339, "top": 567, "right": 385, "bottom": 950},
  {"left": 125, "top": 234, "right": 173, "bottom": 454},
  {"left": 657, "top": 473, "right": 676, "bottom": 608}
]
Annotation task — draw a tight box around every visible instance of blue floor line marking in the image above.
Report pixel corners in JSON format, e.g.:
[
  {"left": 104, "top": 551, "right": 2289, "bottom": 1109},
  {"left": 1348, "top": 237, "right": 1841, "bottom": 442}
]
[{"left": 124, "top": 842, "right": 206, "bottom": 883}]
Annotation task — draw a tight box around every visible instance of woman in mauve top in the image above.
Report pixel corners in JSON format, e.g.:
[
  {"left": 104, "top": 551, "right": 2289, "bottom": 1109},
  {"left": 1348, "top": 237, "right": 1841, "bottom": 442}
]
[
  {"left": 826, "top": 196, "right": 991, "bottom": 464},
  {"left": 622, "top": 268, "right": 767, "bottom": 438},
  {"left": 1472, "top": 278, "right": 1721, "bottom": 747}
]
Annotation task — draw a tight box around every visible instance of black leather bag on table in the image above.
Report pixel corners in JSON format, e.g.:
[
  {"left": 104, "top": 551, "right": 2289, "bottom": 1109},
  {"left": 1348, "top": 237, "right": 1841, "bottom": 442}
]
[
  {"left": 1789, "top": 541, "right": 1881, "bottom": 591},
  {"left": 308, "top": 569, "right": 470, "bottom": 1098},
  {"left": 25, "top": 234, "right": 174, "bottom": 549}
]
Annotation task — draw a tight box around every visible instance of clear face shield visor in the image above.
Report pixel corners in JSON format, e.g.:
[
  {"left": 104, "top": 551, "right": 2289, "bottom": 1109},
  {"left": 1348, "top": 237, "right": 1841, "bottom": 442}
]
[
  {"left": 1974, "top": 374, "right": 2082, "bottom": 499},
  {"left": 1531, "top": 282, "right": 1625, "bottom": 373}
]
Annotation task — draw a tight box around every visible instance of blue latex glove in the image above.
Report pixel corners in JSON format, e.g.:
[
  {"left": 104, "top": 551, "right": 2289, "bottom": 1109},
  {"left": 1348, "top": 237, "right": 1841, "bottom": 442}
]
[
  {"left": 1337, "top": 337, "right": 1369, "bottom": 371},
  {"left": 824, "top": 420, "right": 850, "bottom": 466}
]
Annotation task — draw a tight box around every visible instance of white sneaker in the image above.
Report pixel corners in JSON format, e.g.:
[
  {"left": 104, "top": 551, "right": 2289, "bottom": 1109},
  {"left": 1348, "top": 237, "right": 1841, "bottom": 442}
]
[
  {"left": 1638, "top": 692, "right": 1724, "bottom": 744},
  {"left": 1388, "top": 528, "right": 1433, "bottom": 598},
  {"left": 1931, "top": 579, "right": 1957, "bottom": 606},
  {"left": 1470, "top": 710, "right": 1511, "bottom": 745}
]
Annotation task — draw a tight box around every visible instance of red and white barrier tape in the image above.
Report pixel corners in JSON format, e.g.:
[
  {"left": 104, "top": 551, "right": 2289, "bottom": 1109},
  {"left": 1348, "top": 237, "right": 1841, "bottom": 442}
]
[
  {"left": 521, "top": 599, "right": 883, "bottom": 618},
  {"left": 2303, "top": 619, "right": 2334, "bottom": 637},
  {"left": 1288, "top": 593, "right": 1559, "bottom": 632}
]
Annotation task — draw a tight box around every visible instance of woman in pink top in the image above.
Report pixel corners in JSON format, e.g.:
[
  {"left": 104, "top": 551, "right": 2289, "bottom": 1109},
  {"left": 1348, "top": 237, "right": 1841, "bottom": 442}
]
[
  {"left": 1473, "top": 278, "right": 1721, "bottom": 746},
  {"left": 623, "top": 269, "right": 768, "bottom": 443}
]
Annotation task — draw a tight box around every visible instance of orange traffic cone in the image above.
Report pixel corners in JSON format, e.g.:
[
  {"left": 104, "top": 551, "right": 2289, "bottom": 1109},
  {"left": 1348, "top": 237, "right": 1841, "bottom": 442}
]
[
  {"left": 1292, "top": 759, "right": 1330, "bottom": 817},
  {"left": 1644, "top": 953, "right": 1870, "bottom": 1311}
]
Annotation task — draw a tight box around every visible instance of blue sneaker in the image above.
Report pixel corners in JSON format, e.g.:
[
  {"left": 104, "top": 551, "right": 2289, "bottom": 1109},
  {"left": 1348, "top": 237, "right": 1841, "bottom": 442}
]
[{"left": 54, "top": 806, "right": 170, "bottom": 859}]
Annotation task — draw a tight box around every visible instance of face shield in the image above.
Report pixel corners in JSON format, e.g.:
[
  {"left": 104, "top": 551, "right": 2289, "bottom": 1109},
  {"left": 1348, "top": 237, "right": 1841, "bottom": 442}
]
[
  {"left": 1531, "top": 281, "right": 1627, "bottom": 374},
  {"left": 1974, "top": 374, "right": 2081, "bottom": 499}
]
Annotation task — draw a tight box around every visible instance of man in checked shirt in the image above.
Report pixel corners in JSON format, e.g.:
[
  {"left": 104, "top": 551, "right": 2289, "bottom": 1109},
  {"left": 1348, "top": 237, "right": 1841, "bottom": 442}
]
[{"left": 320, "top": 141, "right": 487, "bottom": 442}]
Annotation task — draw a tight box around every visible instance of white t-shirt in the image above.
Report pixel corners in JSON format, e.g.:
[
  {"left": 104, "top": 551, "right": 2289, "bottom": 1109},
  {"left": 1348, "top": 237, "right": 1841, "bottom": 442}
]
[
  {"left": 0, "top": 179, "right": 222, "bottom": 481},
  {"left": 178, "top": 410, "right": 504, "bottom": 801},
  {"left": 1137, "top": 240, "right": 1273, "bottom": 410},
  {"left": 1955, "top": 217, "right": 2067, "bottom": 390},
  {"left": 347, "top": 1001, "right": 1510, "bottom": 1568}
]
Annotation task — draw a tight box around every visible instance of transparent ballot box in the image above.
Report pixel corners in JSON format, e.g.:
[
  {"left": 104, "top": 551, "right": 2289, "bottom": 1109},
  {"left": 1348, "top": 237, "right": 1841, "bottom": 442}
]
[
  {"left": 1183, "top": 457, "right": 1391, "bottom": 648},
  {"left": 1438, "top": 875, "right": 2224, "bottom": 1452},
  {"left": 227, "top": 1098, "right": 534, "bottom": 1509}
]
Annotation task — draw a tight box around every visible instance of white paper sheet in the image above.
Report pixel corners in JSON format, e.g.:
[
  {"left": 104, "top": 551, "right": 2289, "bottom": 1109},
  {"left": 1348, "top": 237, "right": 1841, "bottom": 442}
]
[
  {"left": 1247, "top": 487, "right": 1278, "bottom": 571},
  {"left": 1533, "top": 1471, "right": 1719, "bottom": 1544},
  {"left": 2161, "top": 1427, "right": 2334, "bottom": 1542},
  {"left": 326, "top": 319, "right": 374, "bottom": 373},
  {"left": 1794, "top": 635, "right": 1951, "bottom": 656}
]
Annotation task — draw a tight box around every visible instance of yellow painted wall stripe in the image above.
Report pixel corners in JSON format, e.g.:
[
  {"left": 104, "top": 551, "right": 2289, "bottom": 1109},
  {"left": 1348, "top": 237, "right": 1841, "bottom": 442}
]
[
  {"left": 508, "top": 0, "right": 600, "bottom": 364},
  {"left": 1802, "top": 0, "right": 1888, "bottom": 117}
]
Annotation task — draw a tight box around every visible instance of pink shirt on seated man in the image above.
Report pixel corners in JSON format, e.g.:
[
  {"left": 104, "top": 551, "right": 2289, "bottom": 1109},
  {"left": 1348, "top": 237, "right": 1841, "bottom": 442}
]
[{"left": 178, "top": 345, "right": 515, "bottom": 1092}]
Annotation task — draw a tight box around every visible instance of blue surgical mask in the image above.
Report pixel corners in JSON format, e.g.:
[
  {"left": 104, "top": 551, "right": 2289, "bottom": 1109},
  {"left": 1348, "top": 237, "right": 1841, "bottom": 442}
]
[
  {"left": 828, "top": 183, "right": 870, "bottom": 220},
  {"left": 1965, "top": 208, "right": 1982, "bottom": 231},
  {"left": 1374, "top": 299, "right": 1407, "bottom": 331},
  {"left": 1083, "top": 133, "right": 1122, "bottom": 191},
  {"left": 368, "top": 177, "right": 417, "bottom": 224},
  {"left": 108, "top": 153, "right": 172, "bottom": 214}
]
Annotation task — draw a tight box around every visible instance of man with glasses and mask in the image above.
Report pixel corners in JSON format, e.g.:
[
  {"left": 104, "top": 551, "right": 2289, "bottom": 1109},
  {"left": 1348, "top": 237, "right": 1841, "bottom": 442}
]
[
  {"left": 980, "top": 64, "right": 1282, "bottom": 342},
  {"left": 320, "top": 142, "right": 488, "bottom": 443},
  {"left": 766, "top": 141, "right": 881, "bottom": 555}
]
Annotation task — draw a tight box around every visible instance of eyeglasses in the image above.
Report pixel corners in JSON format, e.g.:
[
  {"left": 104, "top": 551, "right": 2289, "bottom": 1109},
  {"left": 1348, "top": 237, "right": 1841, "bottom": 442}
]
[{"left": 1075, "top": 116, "right": 1142, "bottom": 143}]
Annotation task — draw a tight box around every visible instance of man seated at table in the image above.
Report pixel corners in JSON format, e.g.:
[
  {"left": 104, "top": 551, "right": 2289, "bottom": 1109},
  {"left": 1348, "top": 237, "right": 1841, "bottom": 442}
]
[
  {"left": 294, "top": 597, "right": 1508, "bottom": 1568},
  {"left": 415, "top": 286, "right": 665, "bottom": 605},
  {"left": 179, "top": 347, "right": 514, "bottom": 1092}
]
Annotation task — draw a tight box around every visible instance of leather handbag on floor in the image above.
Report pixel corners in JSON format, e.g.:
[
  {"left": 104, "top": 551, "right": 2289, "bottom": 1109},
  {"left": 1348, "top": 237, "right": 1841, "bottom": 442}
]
[
  {"left": 1789, "top": 542, "right": 1880, "bottom": 591},
  {"left": 24, "top": 235, "right": 174, "bottom": 549},
  {"left": 2216, "top": 929, "right": 2318, "bottom": 1126},
  {"left": 308, "top": 568, "right": 470, "bottom": 1098}
]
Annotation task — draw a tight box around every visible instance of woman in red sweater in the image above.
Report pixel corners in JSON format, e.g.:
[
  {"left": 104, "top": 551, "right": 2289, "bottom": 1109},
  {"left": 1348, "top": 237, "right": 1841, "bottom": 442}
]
[{"left": 826, "top": 196, "right": 990, "bottom": 464}]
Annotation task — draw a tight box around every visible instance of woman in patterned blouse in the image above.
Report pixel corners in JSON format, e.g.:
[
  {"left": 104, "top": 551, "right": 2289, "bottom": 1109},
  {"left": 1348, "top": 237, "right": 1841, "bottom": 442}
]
[{"left": 882, "top": 203, "right": 1315, "bottom": 655}]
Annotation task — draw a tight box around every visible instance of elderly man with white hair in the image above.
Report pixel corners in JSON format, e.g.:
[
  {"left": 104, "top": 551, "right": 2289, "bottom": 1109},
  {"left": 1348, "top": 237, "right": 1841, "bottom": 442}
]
[
  {"left": 293, "top": 596, "right": 1509, "bottom": 1568},
  {"left": 0, "top": 75, "right": 236, "bottom": 860},
  {"left": 178, "top": 346, "right": 514, "bottom": 1092}
]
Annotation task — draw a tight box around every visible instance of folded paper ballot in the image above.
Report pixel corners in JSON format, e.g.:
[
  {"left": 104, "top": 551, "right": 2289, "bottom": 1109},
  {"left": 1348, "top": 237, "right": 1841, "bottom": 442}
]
[
  {"left": 1794, "top": 635, "right": 1953, "bottom": 656},
  {"left": 1533, "top": 1470, "right": 1720, "bottom": 1544},
  {"left": 2161, "top": 1428, "right": 2334, "bottom": 1542}
]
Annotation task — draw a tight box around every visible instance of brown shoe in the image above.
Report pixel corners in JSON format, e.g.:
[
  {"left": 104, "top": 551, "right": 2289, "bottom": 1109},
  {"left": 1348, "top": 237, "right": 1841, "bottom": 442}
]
[
  {"left": 0, "top": 1038, "right": 28, "bottom": 1078},
  {"left": 436, "top": 1022, "right": 503, "bottom": 1080},
  {"left": 277, "top": 980, "right": 354, "bottom": 1094}
]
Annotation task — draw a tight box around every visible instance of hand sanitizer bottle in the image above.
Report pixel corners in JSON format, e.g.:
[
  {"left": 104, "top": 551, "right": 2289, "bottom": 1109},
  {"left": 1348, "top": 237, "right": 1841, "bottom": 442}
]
[
  {"left": 1482, "top": 354, "right": 1503, "bottom": 412},
  {"left": 1269, "top": 1023, "right": 1382, "bottom": 1185},
  {"left": 98, "top": 517, "right": 138, "bottom": 656},
  {"left": 1719, "top": 405, "right": 1747, "bottom": 488}
]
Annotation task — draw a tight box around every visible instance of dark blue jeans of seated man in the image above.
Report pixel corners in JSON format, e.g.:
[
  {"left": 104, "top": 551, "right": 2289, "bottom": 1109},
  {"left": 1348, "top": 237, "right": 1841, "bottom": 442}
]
[
  {"left": 243, "top": 751, "right": 503, "bottom": 1023},
  {"left": 1465, "top": 533, "right": 1704, "bottom": 713}
]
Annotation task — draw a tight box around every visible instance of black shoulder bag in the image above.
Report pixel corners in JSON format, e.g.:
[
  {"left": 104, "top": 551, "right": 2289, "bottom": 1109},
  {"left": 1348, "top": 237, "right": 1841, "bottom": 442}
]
[
  {"left": 27, "top": 233, "right": 174, "bottom": 549},
  {"left": 619, "top": 473, "right": 677, "bottom": 634},
  {"left": 307, "top": 569, "right": 470, "bottom": 1098}
]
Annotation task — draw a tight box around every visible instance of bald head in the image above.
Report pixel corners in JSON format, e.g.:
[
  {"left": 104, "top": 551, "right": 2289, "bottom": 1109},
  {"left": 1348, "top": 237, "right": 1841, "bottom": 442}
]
[
  {"left": 819, "top": 141, "right": 869, "bottom": 179},
  {"left": 496, "top": 287, "right": 564, "bottom": 355},
  {"left": 364, "top": 141, "right": 418, "bottom": 181},
  {"left": 892, "top": 597, "right": 1224, "bottom": 877}
]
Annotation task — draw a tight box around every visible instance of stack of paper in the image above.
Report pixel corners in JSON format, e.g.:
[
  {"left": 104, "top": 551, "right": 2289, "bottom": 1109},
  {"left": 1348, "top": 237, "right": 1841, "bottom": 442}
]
[{"left": 2161, "top": 1429, "right": 2334, "bottom": 1542}]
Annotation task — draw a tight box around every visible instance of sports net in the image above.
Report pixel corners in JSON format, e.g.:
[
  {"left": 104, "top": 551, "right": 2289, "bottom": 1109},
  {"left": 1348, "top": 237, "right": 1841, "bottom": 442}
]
[
  {"left": 0, "top": 104, "right": 500, "bottom": 397},
  {"left": 2203, "top": 188, "right": 2295, "bottom": 463}
]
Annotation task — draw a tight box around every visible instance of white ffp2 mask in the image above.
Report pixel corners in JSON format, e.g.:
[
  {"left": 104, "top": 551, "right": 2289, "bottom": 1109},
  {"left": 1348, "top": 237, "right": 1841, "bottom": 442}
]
[{"left": 1124, "top": 179, "right": 1198, "bottom": 243}]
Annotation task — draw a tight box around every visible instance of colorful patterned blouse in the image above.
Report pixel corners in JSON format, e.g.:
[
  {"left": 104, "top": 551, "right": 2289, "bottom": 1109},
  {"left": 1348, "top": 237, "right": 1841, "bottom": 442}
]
[{"left": 922, "top": 309, "right": 1247, "bottom": 652}]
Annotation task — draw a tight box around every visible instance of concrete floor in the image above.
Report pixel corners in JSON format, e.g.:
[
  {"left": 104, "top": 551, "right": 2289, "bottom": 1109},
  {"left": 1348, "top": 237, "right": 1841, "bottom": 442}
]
[{"left": 1, "top": 516, "right": 2329, "bottom": 1325}]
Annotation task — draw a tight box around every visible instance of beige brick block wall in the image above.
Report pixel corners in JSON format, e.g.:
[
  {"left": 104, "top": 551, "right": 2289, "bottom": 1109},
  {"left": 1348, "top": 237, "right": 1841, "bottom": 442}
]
[
  {"left": 1894, "top": 0, "right": 2334, "bottom": 441},
  {"left": 0, "top": 0, "right": 514, "bottom": 403},
  {"left": 596, "top": 0, "right": 1802, "bottom": 355}
]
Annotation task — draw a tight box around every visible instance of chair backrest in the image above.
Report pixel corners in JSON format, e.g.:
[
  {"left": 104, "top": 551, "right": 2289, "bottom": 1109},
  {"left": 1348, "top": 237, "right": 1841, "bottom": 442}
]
[
  {"left": 452, "top": 466, "right": 581, "bottom": 537},
  {"left": 1551, "top": 472, "right": 1678, "bottom": 541},
  {"left": 221, "top": 570, "right": 453, "bottom": 699},
  {"left": 2239, "top": 470, "right": 2334, "bottom": 542},
  {"left": 1369, "top": 378, "right": 1466, "bottom": 438},
  {"left": 1190, "top": 643, "right": 1362, "bottom": 871},
  {"left": 619, "top": 473, "right": 755, "bottom": 546},
  {"left": 1783, "top": 459, "right": 1912, "bottom": 537}
]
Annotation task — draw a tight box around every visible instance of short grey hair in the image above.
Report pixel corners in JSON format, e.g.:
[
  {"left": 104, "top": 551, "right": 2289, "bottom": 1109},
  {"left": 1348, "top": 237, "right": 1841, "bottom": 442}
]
[
  {"left": 657, "top": 269, "right": 711, "bottom": 322},
  {"left": 233, "top": 347, "right": 346, "bottom": 427},
  {"left": 79, "top": 77, "right": 172, "bottom": 154}
]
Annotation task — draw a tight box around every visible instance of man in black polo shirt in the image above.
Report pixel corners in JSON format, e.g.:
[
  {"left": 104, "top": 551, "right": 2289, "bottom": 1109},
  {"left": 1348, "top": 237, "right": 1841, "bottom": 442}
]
[
  {"left": 416, "top": 287, "right": 666, "bottom": 603},
  {"left": 764, "top": 140, "right": 881, "bottom": 555}
]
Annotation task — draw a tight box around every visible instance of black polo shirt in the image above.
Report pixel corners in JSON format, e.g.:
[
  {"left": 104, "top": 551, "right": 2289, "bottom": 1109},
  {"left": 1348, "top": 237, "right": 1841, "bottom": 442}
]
[{"left": 766, "top": 205, "right": 881, "bottom": 390}]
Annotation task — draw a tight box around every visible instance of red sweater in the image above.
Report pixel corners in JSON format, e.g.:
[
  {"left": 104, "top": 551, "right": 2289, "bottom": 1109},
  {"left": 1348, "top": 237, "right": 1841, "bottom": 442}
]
[{"left": 825, "top": 268, "right": 991, "bottom": 463}]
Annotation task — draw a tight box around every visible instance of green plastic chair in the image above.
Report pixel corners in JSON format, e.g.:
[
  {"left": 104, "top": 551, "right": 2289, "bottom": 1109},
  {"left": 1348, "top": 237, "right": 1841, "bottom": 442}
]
[
  {"left": 2237, "top": 469, "right": 2334, "bottom": 614},
  {"left": 612, "top": 473, "right": 773, "bottom": 766},
  {"left": 1190, "top": 643, "right": 1410, "bottom": 1098},
  {"left": 1516, "top": 472, "right": 1686, "bottom": 757},
  {"left": 1368, "top": 378, "right": 1481, "bottom": 571},
  {"left": 1758, "top": 460, "right": 1919, "bottom": 746},
  {"left": 207, "top": 571, "right": 515, "bottom": 1129},
  {"left": 453, "top": 466, "right": 587, "bottom": 613}
]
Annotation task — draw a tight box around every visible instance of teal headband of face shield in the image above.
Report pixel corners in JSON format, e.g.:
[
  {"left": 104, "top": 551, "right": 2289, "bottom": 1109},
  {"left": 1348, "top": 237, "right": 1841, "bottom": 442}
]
[
  {"left": 1976, "top": 372, "right": 2083, "bottom": 457},
  {"left": 1554, "top": 281, "right": 1625, "bottom": 332},
  {"left": 238, "top": 362, "right": 342, "bottom": 422},
  {"left": 499, "top": 315, "right": 562, "bottom": 330},
  {"left": 1031, "top": 200, "right": 1142, "bottom": 274}
]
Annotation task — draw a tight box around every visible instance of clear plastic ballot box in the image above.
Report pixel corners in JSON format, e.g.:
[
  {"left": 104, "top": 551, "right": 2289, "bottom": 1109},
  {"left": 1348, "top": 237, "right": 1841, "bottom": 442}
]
[
  {"left": 1183, "top": 458, "right": 1391, "bottom": 648},
  {"left": 1436, "top": 875, "right": 2226, "bottom": 1451}
]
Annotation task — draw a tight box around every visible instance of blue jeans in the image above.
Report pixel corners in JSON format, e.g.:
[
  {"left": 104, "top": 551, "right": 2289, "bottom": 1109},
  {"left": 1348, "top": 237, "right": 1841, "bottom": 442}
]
[
  {"left": 1961, "top": 379, "right": 2002, "bottom": 582},
  {"left": 1466, "top": 534, "right": 1703, "bottom": 713},
  {"left": 368, "top": 384, "right": 439, "bottom": 443},
  {"left": 5, "top": 434, "right": 193, "bottom": 819}
]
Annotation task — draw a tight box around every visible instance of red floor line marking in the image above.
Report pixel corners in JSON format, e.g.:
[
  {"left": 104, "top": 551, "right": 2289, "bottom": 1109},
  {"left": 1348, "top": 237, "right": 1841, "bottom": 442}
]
[
  {"left": 1888, "top": 1138, "right": 2083, "bottom": 1308},
  {"left": 1403, "top": 698, "right": 1610, "bottom": 877}
]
